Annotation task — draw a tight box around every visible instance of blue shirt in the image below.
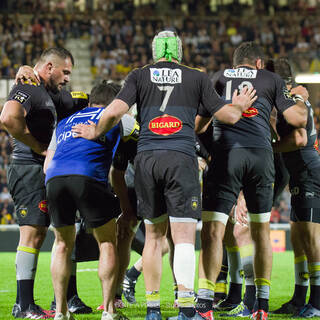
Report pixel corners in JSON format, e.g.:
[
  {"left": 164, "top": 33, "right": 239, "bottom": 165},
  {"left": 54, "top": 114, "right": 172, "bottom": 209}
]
[{"left": 45, "top": 107, "right": 120, "bottom": 185}]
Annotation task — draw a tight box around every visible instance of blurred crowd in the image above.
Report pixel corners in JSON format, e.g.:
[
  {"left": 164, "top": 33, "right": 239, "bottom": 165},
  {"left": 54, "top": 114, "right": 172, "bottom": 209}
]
[
  {"left": 0, "top": 1, "right": 320, "bottom": 79},
  {"left": 1, "top": 0, "right": 320, "bottom": 223},
  {"left": 0, "top": 130, "right": 14, "bottom": 224}
]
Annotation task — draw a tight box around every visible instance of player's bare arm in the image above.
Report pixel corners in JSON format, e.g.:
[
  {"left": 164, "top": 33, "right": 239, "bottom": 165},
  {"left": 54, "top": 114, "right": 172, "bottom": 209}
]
[
  {"left": 273, "top": 128, "right": 307, "bottom": 153},
  {"left": 72, "top": 99, "right": 129, "bottom": 140},
  {"left": 0, "top": 100, "right": 47, "bottom": 155},
  {"left": 214, "top": 86, "right": 257, "bottom": 125},
  {"left": 43, "top": 149, "right": 55, "bottom": 174},
  {"left": 110, "top": 166, "right": 137, "bottom": 239},
  {"left": 282, "top": 85, "right": 308, "bottom": 128}
]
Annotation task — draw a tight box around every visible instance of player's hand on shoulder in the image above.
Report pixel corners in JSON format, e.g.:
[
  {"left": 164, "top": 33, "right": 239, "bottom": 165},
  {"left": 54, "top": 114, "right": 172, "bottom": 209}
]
[
  {"left": 232, "top": 86, "right": 257, "bottom": 111},
  {"left": 72, "top": 120, "right": 97, "bottom": 140},
  {"left": 290, "top": 85, "right": 309, "bottom": 102},
  {"left": 15, "top": 65, "right": 40, "bottom": 85}
]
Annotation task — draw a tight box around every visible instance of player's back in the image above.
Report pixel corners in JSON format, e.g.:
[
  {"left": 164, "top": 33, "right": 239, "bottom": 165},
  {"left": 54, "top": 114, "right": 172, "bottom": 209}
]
[
  {"left": 45, "top": 107, "right": 120, "bottom": 184},
  {"left": 213, "top": 67, "right": 296, "bottom": 150},
  {"left": 133, "top": 61, "right": 208, "bottom": 156}
]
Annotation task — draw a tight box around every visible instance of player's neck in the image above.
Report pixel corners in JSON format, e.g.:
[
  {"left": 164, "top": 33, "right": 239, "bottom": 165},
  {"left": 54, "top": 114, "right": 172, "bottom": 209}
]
[
  {"left": 90, "top": 104, "right": 105, "bottom": 108},
  {"left": 157, "top": 58, "right": 179, "bottom": 64},
  {"left": 235, "top": 64, "right": 256, "bottom": 69}
]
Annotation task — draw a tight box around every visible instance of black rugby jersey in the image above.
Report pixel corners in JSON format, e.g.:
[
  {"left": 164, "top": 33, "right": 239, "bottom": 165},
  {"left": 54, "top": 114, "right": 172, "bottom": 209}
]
[
  {"left": 117, "top": 61, "right": 226, "bottom": 156},
  {"left": 49, "top": 90, "right": 89, "bottom": 122},
  {"left": 204, "top": 67, "right": 296, "bottom": 151},
  {"left": 7, "top": 82, "right": 57, "bottom": 163},
  {"left": 277, "top": 100, "right": 320, "bottom": 175}
]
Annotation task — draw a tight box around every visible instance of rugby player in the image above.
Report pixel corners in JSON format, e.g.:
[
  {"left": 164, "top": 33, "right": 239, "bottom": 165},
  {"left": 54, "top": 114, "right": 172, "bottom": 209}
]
[
  {"left": 271, "top": 58, "right": 320, "bottom": 318},
  {"left": 195, "top": 42, "right": 308, "bottom": 320},
  {"left": 44, "top": 81, "right": 135, "bottom": 320},
  {"left": 14, "top": 65, "right": 92, "bottom": 315},
  {"left": 1, "top": 48, "right": 73, "bottom": 319},
  {"left": 72, "top": 30, "right": 257, "bottom": 320}
]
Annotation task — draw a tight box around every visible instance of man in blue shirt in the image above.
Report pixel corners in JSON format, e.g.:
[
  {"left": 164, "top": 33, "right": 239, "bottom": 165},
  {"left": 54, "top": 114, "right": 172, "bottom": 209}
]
[{"left": 45, "top": 82, "right": 131, "bottom": 320}]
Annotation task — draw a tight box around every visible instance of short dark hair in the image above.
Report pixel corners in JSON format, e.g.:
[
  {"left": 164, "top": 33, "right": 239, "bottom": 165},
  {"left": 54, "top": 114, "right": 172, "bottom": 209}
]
[
  {"left": 39, "top": 47, "right": 74, "bottom": 66},
  {"left": 89, "top": 81, "right": 121, "bottom": 106},
  {"left": 265, "top": 58, "right": 293, "bottom": 84},
  {"left": 233, "top": 42, "right": 264, "bottom": 67}
]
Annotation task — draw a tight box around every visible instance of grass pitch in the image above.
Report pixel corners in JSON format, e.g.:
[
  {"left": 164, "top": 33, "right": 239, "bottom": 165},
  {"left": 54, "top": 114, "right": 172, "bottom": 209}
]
[{"left": 0, "top": 251, "right": 308, "bottom": 319}]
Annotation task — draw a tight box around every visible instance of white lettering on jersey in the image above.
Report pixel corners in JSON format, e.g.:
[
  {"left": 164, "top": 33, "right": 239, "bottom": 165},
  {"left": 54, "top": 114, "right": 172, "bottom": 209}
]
[
  {"left": 57, "top": 130, "right": 78, "bottom": 144},
  {"left": 65, "top": 108, "right": 104, "bottom": 124},
  {"left": 224, "top": 68, "right": 257, "bottom": 79},
  {"left": 150, "top": 68, "right": 182, "bottom": 84}
]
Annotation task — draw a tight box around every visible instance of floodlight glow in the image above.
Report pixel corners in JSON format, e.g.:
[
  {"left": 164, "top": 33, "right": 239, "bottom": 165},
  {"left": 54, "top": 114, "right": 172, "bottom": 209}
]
[{"left": 295, "top": 74, "right": 320, "bottom": 83}]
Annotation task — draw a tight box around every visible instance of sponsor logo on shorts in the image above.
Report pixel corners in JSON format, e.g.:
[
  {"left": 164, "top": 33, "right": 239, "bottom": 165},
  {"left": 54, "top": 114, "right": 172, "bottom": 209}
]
[
  {"left": 149, "top": 114, "right": 182, "bottom": 136},
  {"left": 150, "top": 68, "right": 182, "bottom": 84},
  {"left": 191, "top": 197, "right": 198, "bottom": 211},
  {"left": 18, "top": 206, "right": 28, "bottom": 218},
  {"left": 224, "top": 68, "right": 257, "bottom": 78},
  {"left": 38, "top": 200, "right": 48, "bottom": 214},
  {"left": 242, "top": 107, "right": 258, "bottom": 118},
  {"left": 13, "top": 91, "right": 30, "bottom": 104}
]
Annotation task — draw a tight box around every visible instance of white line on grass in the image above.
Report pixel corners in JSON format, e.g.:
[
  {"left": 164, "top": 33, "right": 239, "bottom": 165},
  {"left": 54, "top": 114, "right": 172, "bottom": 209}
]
[{"left": 77, "top": 268, "right": 98, "bottom": 272}]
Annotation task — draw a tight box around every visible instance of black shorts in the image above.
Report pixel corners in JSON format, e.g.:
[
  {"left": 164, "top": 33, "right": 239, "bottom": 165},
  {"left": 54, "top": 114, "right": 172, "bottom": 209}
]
[
  {"left": 291, "top": 207, "right": 320, "bottom": 223},
  {"left": 46, "top": 175, "right": 121, "bottom": 228},
  {"left": 7, "top": 162, "right": 49, "bottom": 227},
  {"left": 203, "top": 148, "right": 274, "bottom": 214},
  {"left": 134, "top": 150, "right": 201, "bottom": 220}
]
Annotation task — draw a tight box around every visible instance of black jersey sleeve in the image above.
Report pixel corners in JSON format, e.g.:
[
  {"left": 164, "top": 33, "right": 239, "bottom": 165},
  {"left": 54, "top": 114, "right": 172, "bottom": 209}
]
[
  {"left": 198, "top": 73, "right": 226, "bottom": 117},
  {"left": 50, "top": 90, "right": 89, "bottom": 122},
  {"left": 7, "top": 83, "right": 35, "bottom": 112},
  {"left": 273, "top": 74, "right": 296, "bottom": 113},
  {"left": 116, "top": 69, "right": 138, "bottom": 107},
  {"left": 195, "top": 134, "right": 210, "bottom": 161}
]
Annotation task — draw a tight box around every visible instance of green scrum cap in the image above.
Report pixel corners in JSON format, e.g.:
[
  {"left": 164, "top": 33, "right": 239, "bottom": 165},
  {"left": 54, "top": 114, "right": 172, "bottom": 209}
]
[{"left": 152, "top": 30, "right": 182, "bottom": 63}]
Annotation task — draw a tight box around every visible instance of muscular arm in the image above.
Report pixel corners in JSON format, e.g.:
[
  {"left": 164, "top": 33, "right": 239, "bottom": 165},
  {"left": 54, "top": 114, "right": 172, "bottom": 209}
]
[
  {"left": 273, "top": 128, "right": 307, "bottom": 153},
  {"left": 0, "top": 100, "right": 47, "bottom": 155},
  {"left": 282, "top": 101, "right": 308, "bottom": 129},
  {"left": 44, "top": 149, "right": 55, "bottom": 174}
]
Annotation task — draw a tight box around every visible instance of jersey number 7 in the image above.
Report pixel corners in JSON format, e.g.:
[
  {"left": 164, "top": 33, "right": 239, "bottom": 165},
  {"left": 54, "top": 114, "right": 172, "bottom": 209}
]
[{"left": 158, "top": 85, "right": 174, "bottom": 112}]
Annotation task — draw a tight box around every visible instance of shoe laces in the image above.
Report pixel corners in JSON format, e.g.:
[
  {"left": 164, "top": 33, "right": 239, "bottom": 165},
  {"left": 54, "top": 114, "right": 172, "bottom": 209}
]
[{"left": 228, "top": 302, "right": 245, "bottom": 315}]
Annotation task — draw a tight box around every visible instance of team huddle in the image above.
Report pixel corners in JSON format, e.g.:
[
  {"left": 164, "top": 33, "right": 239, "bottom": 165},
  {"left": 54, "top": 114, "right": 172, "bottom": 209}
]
[{"left": 1, "top": 30, "right": 320, "bottom": 320}]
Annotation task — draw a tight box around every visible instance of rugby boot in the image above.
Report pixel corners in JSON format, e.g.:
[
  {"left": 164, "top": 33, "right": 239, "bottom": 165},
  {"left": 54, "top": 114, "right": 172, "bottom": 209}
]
[
  {"left": 167, "top": 310, "right": 213, "bottom": 320},
  {"left": 220, "top": 302, "right": 252, "bottom": 317},
  {"left": 12, "top": 303, "right": 55, "bottom": 318},
  {"left": 51, "top": 295, "right": 92, "bottom": 314},
  {"left": 295, "top": 304, "right": 320, "bottom": 318},
  {"left": 67, "top": 295, "right": 92, "bottom": 314},
  {"left": 54, "top": 311, "right": 75, "bottom": 320},
  {"left": 214, "top": 299, "right": 239, "bottom": 311},
  {"left": 145, "top": 310, "right": 162, "bottom": 320},
  {"left": 123, "top": 273, "right": 137, "bottom": 304},
  {"left": 271, "top": 300, "right": 303, "bottom": 315},
  {"left": 101, "top": 311, "right": 129, "bottom": 320},
  {"left": 250, "top": 310, "right": 268, "bottom": 320}
]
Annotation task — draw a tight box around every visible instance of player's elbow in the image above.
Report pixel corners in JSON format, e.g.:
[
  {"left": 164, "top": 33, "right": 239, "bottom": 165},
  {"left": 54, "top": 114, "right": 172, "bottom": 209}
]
[
  {"left": 294, "top": 130, "right": 307, "bottom": 148},
  {"left": 221, "top": 113, "right": 241, "bottom": 125},
  {"left": 0, "top": 112, "right": 12, "bottom": 131},
  {"left": 284, "top": 104, "right": 308, "bottom": 128}
]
